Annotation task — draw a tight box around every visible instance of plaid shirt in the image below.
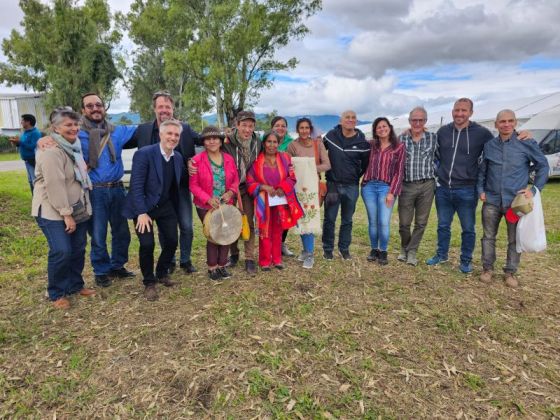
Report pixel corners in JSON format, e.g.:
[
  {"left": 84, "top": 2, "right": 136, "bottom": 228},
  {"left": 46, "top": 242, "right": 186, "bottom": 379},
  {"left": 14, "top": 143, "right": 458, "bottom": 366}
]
[{"left": 399, "top": 131, "right": 438, "bottom": 182}]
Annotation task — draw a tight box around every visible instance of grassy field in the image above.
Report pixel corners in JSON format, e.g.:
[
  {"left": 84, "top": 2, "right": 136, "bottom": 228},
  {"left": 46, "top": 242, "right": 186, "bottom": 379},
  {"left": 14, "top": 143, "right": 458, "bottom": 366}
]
[
  {"left": 0, "top": 152, "right": 19, "bottom": 161},
  {"left": 1, "top": 170, "right": 559, "bottom": 418}
]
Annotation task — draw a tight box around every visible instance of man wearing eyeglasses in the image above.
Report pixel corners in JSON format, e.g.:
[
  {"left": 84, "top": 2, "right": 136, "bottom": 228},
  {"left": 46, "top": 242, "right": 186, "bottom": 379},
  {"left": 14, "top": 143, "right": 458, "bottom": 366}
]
[
  {"left": 397, "top": 106, "right": 438, "bottom": 266},
  {"left": 128, "top": 91, "right": 199, "bottom": 275},
  {"left": 79, "top": 93, "right": 138, "bottom": 287}
]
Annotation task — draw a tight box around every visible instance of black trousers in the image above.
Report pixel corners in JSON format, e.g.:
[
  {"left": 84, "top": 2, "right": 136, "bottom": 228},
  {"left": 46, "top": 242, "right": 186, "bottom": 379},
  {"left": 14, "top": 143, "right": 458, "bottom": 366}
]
[{"left": 134, "top": 200, "right": 178, "bottom": 285}]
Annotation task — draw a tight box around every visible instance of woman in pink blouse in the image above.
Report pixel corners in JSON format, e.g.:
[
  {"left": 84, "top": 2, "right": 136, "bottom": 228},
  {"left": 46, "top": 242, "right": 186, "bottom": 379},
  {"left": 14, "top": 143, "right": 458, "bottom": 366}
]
[{"left": 361, "top": 117, "right": 405, "bottom": 265}]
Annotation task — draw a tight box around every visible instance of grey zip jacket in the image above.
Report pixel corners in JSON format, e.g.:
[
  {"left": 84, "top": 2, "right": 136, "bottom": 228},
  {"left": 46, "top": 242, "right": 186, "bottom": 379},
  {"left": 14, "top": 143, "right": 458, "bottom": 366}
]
[{"left": 436, "top": 121, "right": 493, "bottom": 188}]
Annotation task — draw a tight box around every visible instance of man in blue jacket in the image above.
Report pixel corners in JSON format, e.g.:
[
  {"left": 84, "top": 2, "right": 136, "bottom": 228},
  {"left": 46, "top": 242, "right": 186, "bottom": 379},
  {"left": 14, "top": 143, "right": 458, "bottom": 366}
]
[
  {"left": 123, "top": 119, "right": 184, "bottom": 301},
  {"left": 477, "top": 109, "right": 549, "bottom": 288},
  {"left": 9, "top": 114, "right": 42, "bottom": 192},
  {"left": 79, "top": 93, "right": 137, "bottom": 287},
  {"left": 128, "top": 91, "right": 198, "bottom": 275},
  {"left": 322, "top": 110, "right": 370, "bottom": 260}
]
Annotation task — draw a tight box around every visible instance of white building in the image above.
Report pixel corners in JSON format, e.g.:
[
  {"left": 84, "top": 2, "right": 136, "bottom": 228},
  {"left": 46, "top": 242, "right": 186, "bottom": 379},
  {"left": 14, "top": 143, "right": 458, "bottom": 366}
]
[{"left": 0, "top": 93, "right": 48, "bottom": 136}]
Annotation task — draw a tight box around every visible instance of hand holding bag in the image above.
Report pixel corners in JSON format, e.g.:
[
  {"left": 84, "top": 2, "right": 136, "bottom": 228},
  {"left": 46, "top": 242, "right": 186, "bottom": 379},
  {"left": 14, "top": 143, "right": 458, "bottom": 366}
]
[{"left": 516, "top": 189, "right": 546, "bottom": 253}]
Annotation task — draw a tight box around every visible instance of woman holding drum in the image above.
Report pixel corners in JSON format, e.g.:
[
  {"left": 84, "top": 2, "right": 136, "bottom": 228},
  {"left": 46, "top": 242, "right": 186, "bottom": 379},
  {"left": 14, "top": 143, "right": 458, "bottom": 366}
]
[
  {"left": 190, "top": 126, "right": 240, "bottom": 280},
  {"left": 247, "top": 131, "right": 303, "bottom": 271}
]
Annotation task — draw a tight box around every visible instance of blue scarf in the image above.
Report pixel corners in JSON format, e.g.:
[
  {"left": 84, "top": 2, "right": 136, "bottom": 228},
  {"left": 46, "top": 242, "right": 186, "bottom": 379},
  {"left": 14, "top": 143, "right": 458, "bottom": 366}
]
[{"left": 51, "top": 133, "right": 92, "bottom": 190}]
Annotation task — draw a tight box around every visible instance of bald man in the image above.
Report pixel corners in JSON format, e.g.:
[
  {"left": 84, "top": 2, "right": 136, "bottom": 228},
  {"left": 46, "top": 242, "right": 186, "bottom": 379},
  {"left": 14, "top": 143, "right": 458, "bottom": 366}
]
[
  {"left": 322, "top": 110, "right": 370, "bottom": 260},
  {"left": 477, "top": 109, "right": 549, "bottom": 288}
]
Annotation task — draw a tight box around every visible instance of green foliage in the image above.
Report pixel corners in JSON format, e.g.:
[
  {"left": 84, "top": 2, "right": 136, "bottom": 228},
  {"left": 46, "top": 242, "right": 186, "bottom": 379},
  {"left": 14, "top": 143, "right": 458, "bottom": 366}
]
[
  {"left": 0, "top": 0, "right": 122, "bottom": 111},
  {"left": 124, "top": 0, "right": 321, "bottom": 126},
  {"left": 256, "top": 110, "right": 278, "bottom": 131}
]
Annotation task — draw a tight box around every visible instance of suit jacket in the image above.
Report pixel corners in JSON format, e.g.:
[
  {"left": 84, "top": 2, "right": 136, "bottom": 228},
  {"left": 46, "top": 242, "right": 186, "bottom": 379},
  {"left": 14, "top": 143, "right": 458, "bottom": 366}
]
[
  {"left": 122, "top": 143, "right": 184, "bottom": 219},
  {"left": 127, "top": 120, "right": 199, "bottom": 188}
]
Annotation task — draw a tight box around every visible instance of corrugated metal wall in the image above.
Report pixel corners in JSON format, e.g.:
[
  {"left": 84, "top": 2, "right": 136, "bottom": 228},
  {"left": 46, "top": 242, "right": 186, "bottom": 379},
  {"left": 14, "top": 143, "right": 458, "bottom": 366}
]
[{"left": 0, "top": 95, "right": 48, "bottom": 132}]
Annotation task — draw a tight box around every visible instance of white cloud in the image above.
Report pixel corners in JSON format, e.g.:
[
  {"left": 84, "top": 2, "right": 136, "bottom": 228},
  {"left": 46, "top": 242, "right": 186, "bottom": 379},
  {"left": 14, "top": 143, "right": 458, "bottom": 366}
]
[{"left": 2, "top": 0, "right": 560, "bottom": 119}]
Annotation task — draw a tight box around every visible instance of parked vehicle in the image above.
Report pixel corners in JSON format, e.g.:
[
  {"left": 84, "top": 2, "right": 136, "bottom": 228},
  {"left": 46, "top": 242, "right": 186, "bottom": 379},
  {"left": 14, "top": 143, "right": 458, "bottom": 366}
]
[{"left": 520, "top": 106, "right": 560, "bottom": 178}]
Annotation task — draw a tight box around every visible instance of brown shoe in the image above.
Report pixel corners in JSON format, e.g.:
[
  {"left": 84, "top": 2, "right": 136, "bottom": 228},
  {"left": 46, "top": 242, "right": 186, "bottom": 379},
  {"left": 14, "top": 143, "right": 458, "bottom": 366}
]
[
  {"left": 52, "top": 297, "right": 70, "bottom": 310},
  {"left": 79, "top": 288, "right": 96, "bottom": 297},
  {"left": 157, "top": 276, "right": 176, "bottom": 287},
  {"left": 479, "top": 270, "right": 493, "bottom": 283},
  {"left": 144, "top": 285, "right": 159, "bottom": 301},
  {"left": 504, "top": 273, "right": 519, "bottom": 288}
]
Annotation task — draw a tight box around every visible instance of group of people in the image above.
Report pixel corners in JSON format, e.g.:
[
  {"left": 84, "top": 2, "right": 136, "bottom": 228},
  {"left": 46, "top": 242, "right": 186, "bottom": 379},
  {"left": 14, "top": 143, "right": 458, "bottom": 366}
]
[{"left": 20, "top": 91, "right": 549, "bottom": 309}]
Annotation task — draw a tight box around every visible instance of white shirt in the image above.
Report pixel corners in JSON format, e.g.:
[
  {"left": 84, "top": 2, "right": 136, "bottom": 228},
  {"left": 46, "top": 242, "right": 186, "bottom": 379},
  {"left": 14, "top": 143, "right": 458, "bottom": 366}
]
[{"left": 159, "top": 144, "right": 175, "bottom": 162}]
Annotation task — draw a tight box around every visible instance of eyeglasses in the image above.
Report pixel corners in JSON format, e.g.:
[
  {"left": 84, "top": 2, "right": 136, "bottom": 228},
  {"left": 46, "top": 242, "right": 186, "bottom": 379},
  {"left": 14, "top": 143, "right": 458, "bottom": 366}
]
[
  {"left": 84, "top": 103, "right": 104, "bottom": 110},
  {"left": 409, "top": 119, "right": 426, "bottom": 124},
  {"left": 152, "top": 91, "right": 173, "bottom": 101}
]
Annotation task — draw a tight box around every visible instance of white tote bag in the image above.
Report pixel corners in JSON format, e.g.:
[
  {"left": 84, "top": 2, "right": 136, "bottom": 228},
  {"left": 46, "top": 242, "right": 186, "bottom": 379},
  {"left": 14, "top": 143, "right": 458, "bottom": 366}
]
[{"left": 516, "top": 189, "right": 547, "bottom": 253}]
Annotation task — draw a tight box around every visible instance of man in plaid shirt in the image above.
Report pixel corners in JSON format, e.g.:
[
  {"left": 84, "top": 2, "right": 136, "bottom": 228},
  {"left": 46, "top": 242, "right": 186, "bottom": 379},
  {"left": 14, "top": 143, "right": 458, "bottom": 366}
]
[{"left": 397, "top": 106, "right": 438, "bottom": 266}]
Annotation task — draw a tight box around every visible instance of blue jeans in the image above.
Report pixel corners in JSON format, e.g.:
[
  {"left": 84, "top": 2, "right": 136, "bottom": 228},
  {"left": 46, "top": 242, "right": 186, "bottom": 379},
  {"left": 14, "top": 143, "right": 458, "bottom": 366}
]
[
  {"left": 435, "top": 185, "right": 477, "bottom": 264},
  {"left": 24, "top": 160, "right": 36, "bottom": 193},
  {"left": 176, "top": 187, "right": 194, "bottom": 264},
  {"left": 89, "top": 186, "right": 131, "bottom": 275},
  {"left": 322, "top": 183, "right": 359, "bottom": 252},
  {"left": 361, "top": 180, "right": 395, "bottom": 251},
  {"left": 36, "top": 216, "right": 88, "bottom": 301},
  {"left": 301, "top": 233, "right": 314, "bottom": 253}
]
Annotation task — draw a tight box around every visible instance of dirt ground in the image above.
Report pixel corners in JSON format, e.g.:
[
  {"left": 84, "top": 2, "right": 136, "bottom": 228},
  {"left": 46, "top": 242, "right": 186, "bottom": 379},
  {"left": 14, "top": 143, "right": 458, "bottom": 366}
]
[{"left": 1, "top": 174, "right": 559, "bottom": 418}]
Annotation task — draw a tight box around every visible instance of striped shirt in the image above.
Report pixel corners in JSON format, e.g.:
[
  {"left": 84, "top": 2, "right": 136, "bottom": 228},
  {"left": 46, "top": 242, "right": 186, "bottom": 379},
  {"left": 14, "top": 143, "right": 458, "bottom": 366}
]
[
  {"left": 399, "top": 132, "right": 438, "bottom": 182},
  {"left": 362, "top": 141, "right": 406, "bottom": 196}
]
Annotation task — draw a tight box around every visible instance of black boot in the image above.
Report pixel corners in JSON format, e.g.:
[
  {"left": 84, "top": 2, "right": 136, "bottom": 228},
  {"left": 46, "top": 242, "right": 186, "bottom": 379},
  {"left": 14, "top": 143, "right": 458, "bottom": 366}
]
[
  {"left": 378, "top": 250, "right": 388, "bottom": 265},
  {"left": 367, "top": 249, "right": 379, "bottom": 262}
]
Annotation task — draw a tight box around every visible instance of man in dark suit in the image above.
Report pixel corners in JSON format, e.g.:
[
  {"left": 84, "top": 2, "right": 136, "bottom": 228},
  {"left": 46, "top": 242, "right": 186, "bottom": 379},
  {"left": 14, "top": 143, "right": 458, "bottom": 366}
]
[
  {"left": 128, "top": 91, "right": 199, "bottom": 274},
  {"left": 123, "top": 119, "right": 185, "bottom": 301}
]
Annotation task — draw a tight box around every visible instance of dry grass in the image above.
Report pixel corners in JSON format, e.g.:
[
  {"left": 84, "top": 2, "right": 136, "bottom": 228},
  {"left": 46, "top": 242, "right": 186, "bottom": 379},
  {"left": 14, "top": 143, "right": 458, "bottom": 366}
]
[{"left": 1, "top": 171, "right": 559, "bottom": 418}]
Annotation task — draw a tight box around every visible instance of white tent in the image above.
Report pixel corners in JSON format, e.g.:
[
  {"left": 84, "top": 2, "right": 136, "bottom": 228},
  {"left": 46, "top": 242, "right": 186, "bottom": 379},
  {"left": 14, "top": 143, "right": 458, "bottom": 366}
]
[{"left": 357, "top": 91, "right": 560, "bottom": 138}]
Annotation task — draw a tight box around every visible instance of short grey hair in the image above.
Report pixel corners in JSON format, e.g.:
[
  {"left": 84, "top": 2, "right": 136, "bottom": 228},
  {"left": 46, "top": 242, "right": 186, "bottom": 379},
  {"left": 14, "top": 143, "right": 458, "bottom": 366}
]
[
  {"left": 409, "top": 106, "right": 428, "bottom": 120},
  {"left": 496, "top": 109, "right": 516, "bottom": 121},
  {"left": 159, "top": 119, "right": 183, "bottom": 134},
  {"left": 50, "top": 109, "right": 81, "bottom": 127}
]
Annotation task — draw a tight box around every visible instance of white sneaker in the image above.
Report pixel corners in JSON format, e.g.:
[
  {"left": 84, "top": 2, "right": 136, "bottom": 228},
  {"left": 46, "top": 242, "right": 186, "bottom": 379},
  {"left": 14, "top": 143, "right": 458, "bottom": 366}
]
[
  {"left": 302, "top": 254, "right": 314, "bottom": 269},
  {"left": 297, "top": 252, "right": 307, "bottom": 262},
  {"left": 282, "top": 243, "right": 295, "bottom": 257}
]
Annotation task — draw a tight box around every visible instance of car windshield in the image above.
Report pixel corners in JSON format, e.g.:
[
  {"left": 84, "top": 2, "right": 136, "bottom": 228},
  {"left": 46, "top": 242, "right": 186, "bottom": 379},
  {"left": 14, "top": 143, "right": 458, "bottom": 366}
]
[{"left": 531, "top": 129, "right": 552, "bottom": 143}]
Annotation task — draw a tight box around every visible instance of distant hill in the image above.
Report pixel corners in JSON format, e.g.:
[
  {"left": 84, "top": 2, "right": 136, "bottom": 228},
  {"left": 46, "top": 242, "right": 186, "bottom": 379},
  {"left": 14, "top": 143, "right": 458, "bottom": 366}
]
[
  {"left": 108, "top": 112, "right": 370, "bottom": 133},
  {"left": 108, "top": 112, "right": 141, "bottom": 125}
]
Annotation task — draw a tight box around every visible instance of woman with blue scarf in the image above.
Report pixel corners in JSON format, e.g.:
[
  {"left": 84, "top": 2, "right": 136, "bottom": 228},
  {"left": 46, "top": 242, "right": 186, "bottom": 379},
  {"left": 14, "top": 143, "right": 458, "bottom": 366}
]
[{"left": 32, "top": 109, "right": 95, "bottom": 309}]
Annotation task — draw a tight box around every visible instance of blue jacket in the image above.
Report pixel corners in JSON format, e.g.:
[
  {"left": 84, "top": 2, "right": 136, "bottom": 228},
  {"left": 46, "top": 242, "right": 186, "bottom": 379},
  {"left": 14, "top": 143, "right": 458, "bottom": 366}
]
[
  {"left": 18, "top": 127, "right": 42, "bottom": 161},
  {"left": 128, "top": 120, "right": 198, "bottom": 188},
  {"left": 122, "top": 143, "right": 184, "bottom": 218},
  {"left": 79, "top": 124, "right": 137, "bottom": 184},
  {"left": 436, "top": 121, "right": 493, "bottom": 188},
  {"left": 477, "top": 133, "right": 549, "bottom": 208}
]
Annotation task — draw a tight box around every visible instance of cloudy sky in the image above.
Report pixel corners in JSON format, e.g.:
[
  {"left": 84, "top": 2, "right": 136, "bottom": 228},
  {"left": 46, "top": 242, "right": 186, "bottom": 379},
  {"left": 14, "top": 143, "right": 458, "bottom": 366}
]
[{"left": 2, "top": 0, "right": 560, "bottom": 120}]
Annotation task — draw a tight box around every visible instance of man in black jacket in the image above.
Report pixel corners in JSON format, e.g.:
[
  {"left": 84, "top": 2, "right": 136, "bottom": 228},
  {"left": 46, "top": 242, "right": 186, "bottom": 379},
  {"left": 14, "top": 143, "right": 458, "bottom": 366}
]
[
  {"left": 322, "top": 110, "right": 370, "bottom": 260},
  {"left": 128, "top": 91, "right": 199, "bottom": 274}
]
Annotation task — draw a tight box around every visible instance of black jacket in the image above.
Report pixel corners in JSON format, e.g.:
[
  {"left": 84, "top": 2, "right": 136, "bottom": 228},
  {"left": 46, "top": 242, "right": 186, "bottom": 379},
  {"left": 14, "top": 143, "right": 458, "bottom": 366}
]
[
  {"left": 127, "top": 120, "right": 199, "bottom": 187},
  {"left": 323, "top": 125, "right": 370, "bottom": 185},
  {"left": 436, "top": 121, "right": 493, "bottom": 188}
]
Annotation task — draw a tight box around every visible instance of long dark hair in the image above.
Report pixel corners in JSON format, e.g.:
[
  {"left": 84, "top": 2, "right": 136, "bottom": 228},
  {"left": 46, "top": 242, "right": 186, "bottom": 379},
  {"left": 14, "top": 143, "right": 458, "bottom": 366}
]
[
  {"left": 371, "top": 117, "right": 398, "bottom": 149},
  {"left": 270, "top": 116, "right": 288, "bottom": 129},
  {"left": 260, "top": 130, "right": 282, "bottom": 153},
  {"left": 296, "top": 117, "right": 314, "bottom": 136}
]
